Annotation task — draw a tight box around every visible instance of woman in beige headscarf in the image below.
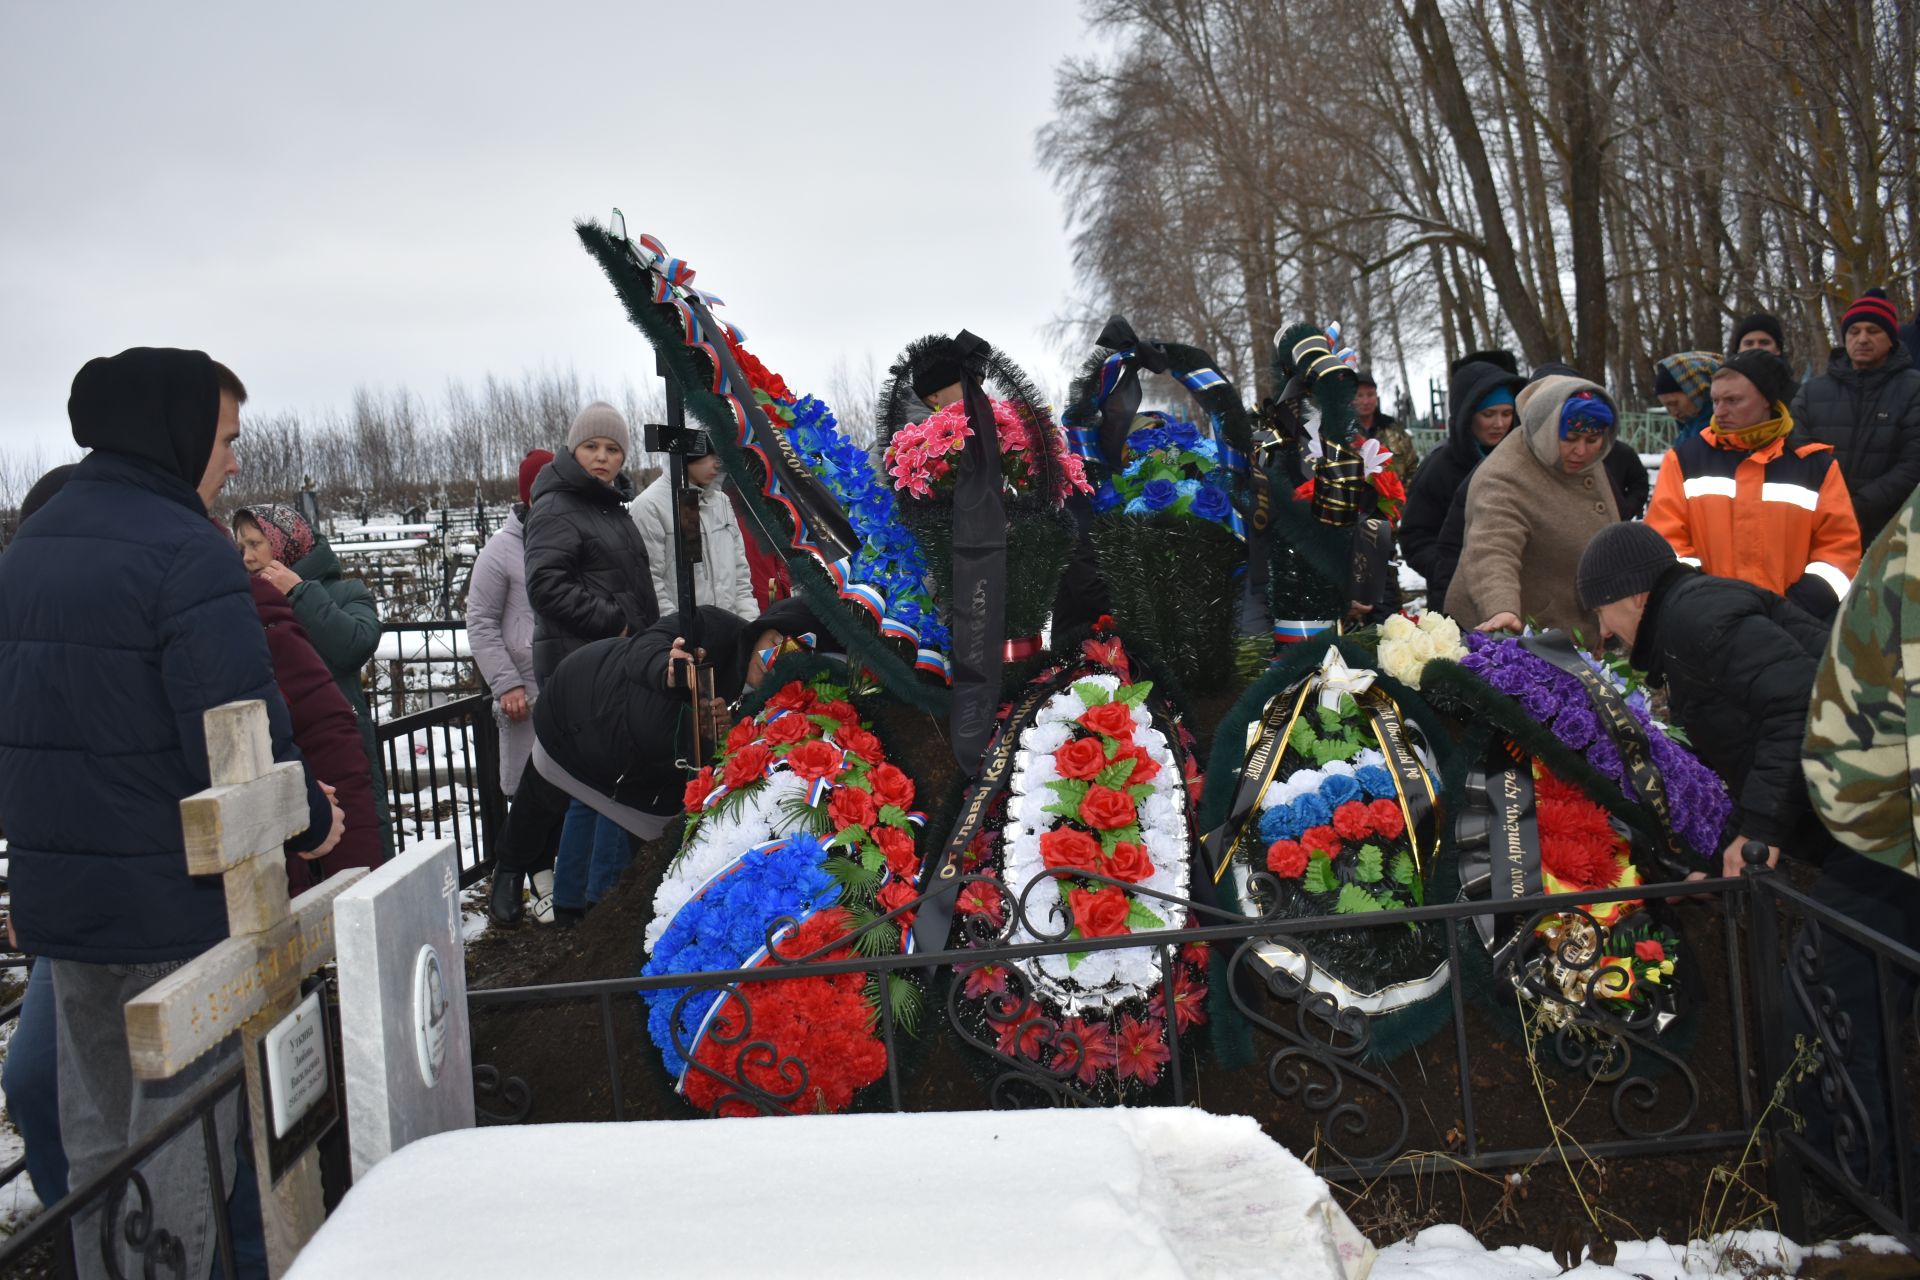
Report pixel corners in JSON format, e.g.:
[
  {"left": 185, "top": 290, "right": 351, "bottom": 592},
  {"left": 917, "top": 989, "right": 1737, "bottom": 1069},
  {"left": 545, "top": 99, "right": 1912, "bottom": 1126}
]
[{"left": 1446, "top": 375, "right": 1622, "bottom": 643}]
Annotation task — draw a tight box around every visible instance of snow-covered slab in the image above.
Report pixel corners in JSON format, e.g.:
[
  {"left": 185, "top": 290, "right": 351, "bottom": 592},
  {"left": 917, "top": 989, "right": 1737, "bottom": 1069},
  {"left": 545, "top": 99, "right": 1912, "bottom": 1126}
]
[
  {"left": 373, "top": 630, "right": 470, "bottom": 661},
  {"left": 334, "top": 523, "right": 439, "bottom": 537},
  {"left": 287, "top": 1108, "right": 1373, "bottom": 1280},
  {"left": 1372, "top": 1223, "right": 1907, "bottom": 1278},
  {"left": 333, "top": 537, "right": 428, "bottom": 554}
]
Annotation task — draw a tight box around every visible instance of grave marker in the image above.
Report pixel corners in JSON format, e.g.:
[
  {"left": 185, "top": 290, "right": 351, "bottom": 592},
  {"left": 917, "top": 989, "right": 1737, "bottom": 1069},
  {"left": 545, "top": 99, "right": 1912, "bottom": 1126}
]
[
  {"left": 123, "top": 701, "right": 367, "bottom": 1278},
  {"left": 333, "top": 836, "right": 475, "bottom": 1179}
]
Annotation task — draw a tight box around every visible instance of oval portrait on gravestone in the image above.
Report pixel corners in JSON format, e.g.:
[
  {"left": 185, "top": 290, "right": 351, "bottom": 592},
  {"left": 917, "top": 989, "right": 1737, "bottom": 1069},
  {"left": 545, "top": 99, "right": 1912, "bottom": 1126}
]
[{"left": 412, "top": 944, "right": 448, "bottom": 1087}]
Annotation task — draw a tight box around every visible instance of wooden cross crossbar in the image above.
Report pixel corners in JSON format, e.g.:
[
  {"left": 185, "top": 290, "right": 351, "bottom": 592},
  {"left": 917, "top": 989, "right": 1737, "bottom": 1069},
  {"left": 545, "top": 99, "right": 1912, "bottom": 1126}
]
[{"left": 122, "top": 700, "right": 368, "bottom": 1278}]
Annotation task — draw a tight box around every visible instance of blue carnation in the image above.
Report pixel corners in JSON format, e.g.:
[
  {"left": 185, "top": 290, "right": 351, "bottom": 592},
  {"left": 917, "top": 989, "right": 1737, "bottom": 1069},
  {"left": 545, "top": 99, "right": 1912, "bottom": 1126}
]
[
  {"left": 1190, "top": 484, "right": 1232, "bottom": 523},
  {"left": 1292, "top": 793, "right": 1333, "bottom": 830},
  {"left": 1320, "top": 774, "right": 1361, "bottom": 807},
  {"left": 1354, "top": 765, "right": 1396, "bottom": 800},
  {"left": 1258, "top": 804, "right": 1296, "bottom": 844},
  {"left": 1140, "top": 479, "right": 1180, "bottom": 512}
]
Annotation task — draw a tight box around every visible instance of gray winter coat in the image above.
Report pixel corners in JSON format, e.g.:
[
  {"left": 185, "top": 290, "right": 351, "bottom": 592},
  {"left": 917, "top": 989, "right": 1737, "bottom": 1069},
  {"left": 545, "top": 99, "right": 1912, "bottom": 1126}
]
[{"left": 466, "top": 506, "right": 539, "bottom": 792}]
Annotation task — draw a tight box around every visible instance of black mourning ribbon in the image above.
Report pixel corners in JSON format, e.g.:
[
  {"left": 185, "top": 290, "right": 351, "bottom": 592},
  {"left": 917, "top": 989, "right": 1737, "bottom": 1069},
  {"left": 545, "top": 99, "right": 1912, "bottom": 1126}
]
[
  {"left": 1456, "top": 759, "right": 1543, "bottom": 970},
  {"left": 947, "top": 331, "right": 1008, "bottom": 772},
  {"left": 682, "top": 294, "right": 858, "bottom": 564},
  {"left": 1517, "top": 631, "right": 1694, "bottom": 877},
  {"left": 1092, "top": 314, "right": 1171, "bottom": 470}
]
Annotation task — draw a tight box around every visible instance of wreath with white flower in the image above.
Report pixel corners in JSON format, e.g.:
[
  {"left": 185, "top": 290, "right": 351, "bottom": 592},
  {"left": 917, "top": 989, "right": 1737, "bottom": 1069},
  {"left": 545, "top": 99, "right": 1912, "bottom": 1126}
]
[
  {"left": 1376, "top": 611, "right": 1468, "bottom": 689},
  {"left": 999, "top": 673, "right": 1191, "bottom": 1011}
]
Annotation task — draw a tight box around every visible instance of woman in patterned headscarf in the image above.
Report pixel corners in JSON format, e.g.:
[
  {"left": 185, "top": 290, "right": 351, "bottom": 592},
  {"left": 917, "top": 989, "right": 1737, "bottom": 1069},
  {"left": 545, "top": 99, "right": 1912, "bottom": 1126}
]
[{"left": 234, "top": 503, "right": 392, "bottom": 857}]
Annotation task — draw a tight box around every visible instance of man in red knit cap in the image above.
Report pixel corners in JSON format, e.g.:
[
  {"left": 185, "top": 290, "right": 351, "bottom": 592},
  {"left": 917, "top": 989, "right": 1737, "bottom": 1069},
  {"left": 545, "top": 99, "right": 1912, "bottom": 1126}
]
[{"left": 1791, "top": 287, "right": 1920, "bottom": 544}]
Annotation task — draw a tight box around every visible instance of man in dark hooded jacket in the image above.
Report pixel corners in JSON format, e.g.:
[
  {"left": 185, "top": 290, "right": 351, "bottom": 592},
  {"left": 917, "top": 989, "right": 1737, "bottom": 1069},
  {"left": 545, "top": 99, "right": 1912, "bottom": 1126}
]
[
  {"left": 0, "top": 348, "right": 342, "bottom": 1278},
  {"left": 1400, "top": 352, "right": 1529, "bottom": 606},
  {"left": 488, "top": 598, "right": 826, "bottom": 923}
]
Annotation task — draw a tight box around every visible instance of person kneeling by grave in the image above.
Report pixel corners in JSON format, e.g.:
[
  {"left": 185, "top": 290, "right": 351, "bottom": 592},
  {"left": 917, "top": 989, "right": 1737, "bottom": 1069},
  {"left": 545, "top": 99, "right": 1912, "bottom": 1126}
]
[
  {"left": 1575, "top": 520, "right": 1833, "bottom": 877},
  {"left": 488, "top": 598, "right": 829, "bottom": 925}
]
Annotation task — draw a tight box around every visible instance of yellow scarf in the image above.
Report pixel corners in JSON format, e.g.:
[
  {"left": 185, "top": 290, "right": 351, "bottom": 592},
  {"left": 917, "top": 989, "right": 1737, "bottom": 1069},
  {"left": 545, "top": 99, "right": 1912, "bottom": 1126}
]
[{"left": 1713, "top": 405, "right": 1795, "bottom": 451}]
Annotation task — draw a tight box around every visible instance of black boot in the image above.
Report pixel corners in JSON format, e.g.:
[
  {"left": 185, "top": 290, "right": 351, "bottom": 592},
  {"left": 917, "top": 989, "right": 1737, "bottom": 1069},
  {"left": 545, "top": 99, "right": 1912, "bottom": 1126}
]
[{"left": 488, "top": 869, "right": 526, "bottom": 927}]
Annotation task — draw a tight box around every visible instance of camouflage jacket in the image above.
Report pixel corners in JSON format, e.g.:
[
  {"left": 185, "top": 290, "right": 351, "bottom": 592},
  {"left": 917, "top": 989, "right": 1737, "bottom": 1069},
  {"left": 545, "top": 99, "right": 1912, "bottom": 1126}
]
[{"left": 1803, "top": 486, "right": 1920, "bottom": 875}]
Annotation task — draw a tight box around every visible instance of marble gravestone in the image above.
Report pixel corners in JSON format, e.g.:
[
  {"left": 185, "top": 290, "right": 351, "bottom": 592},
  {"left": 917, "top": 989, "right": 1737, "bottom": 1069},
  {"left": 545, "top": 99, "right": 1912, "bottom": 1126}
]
[{"left": 334, "top": 837, "right": 475, "bottom": 1179}]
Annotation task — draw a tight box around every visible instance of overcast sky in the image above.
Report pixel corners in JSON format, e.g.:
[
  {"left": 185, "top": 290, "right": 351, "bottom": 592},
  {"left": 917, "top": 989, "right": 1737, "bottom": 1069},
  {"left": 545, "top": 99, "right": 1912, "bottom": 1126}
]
[{"left": 0, "top": 1, "right": 1098, "bottom": 458}]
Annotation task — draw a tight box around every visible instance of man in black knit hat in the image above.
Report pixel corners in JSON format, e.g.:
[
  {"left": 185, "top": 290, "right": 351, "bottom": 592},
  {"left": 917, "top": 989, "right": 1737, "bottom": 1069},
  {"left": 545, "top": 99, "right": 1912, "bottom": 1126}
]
[
  {"left": 1790, "top": 287, "right": 1920, "bottom": 544},
  {"left": 1575, "top": 520, "right": 1833, "bottom": 877},
  {"left": 1731, "top": 312, "right": 1786, "bottom": 358}
]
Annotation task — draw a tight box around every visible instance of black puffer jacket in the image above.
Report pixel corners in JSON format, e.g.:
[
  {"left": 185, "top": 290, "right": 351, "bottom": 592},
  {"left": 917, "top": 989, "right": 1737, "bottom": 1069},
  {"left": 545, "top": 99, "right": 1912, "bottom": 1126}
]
[
  {"left": 1789, "top": 343, "right": 1920, "bottom": 546},
  {"left": 1632, "top": 565, "right": 1833, "bottom": 851},
  {"left": 1430, "top": 440, "right": 1645, "bottom": 612},
  {"left": 1402, "top": 359, "right": 1529, "bottom": 600},
  {"left": 534, "top": 600, "right": 819, "bottom": 813},
  {"left": 523, "top": 452, "right": 657, "bottom": 682}
]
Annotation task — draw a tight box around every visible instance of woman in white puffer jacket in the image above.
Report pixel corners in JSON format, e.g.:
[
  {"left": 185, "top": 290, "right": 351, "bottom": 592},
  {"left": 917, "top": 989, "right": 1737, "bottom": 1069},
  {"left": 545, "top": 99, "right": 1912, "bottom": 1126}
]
[{"left": 629, "top": 443, "right": 760, "bottom": 621}]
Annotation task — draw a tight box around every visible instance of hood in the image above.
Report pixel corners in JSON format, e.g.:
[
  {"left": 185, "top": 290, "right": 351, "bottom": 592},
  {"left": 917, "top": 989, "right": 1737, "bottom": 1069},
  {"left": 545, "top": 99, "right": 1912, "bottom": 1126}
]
[
  {"left": 1514, "top": 375, "right": 1619, "bottom": 473},
  {"left": 1830, "top": 338, "right": 1915, "bottom": 384},
  {"left": 290, "top": 531, "right": 343, "bottom": 583},
  {"left": 532, "top": 449, "right": 636, "bottom": 508},
  {"left": 1445, "top": 360, "right": 1530, "bottom": 461},
  {"left": 18, "top": 463, "right": 79, "bottom": 526},
  {"left": 68, "top": 347, "right": 220, "bottom": 487},
  {"left": 654, "top": 598, "right": 832, "bottom": 697}
]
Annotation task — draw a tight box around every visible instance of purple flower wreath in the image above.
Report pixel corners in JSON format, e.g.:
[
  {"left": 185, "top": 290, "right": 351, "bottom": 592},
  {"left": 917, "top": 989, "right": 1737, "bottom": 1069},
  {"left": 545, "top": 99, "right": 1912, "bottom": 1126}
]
[{"left": 1458, "top": 633, "right": 1730, "bottom": 859}]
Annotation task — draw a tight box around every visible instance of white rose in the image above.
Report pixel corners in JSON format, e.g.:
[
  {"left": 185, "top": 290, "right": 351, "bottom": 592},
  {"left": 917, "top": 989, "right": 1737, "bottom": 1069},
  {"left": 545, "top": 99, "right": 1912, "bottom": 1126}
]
[{"left": 1383, "top": 613, "right": 1416, "bottom": 642}]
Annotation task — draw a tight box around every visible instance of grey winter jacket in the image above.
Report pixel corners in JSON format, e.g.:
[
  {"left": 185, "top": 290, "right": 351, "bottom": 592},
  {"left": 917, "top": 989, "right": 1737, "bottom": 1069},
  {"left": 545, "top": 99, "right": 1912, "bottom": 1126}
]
[
  {"left": 630, "top": 475, "right": 760, "bottom": 621},
  {"left": 467, "top": 506, "right": 539, "bottom": 792},
  {"left": 1789, "top": 344, "right": 1920, "bottom": 546}
]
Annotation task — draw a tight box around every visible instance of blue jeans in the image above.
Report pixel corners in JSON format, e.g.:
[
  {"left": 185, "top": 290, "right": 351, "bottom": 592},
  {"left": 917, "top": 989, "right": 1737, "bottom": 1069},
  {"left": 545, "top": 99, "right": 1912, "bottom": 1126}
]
[
  {"left": 2, "top": 960, "right": 68, "bottom": 1204},
  {"left": 553, "top": 801, "right": 634, "bottom": 910}
]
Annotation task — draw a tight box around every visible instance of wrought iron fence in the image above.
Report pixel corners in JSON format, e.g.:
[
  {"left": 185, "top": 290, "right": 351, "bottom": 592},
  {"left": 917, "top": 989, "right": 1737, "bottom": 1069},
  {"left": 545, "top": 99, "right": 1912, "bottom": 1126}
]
[
  {"left": 0, "top": 1058, "right": 246, "bottom": 1279},
  {"left": 365, "top": 620, "right": 480, "bottom": 717},
  {"left": 378, "top": 692, "right": 505, "bottom": 886},
  {"left": 462, "top": 862, "right": 1919, "bottom": 1252}
]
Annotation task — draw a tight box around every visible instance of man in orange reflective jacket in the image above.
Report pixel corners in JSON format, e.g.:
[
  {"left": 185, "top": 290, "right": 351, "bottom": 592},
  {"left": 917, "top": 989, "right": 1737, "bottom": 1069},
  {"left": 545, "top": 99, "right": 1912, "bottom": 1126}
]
[{"left": 1645, "top": 350, "right": 1861, "bottom": 620}]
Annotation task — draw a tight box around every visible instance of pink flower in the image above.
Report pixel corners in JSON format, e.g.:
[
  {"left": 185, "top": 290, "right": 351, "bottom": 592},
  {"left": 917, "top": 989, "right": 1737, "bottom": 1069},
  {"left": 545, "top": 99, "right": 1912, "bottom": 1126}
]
[
  {"left": 993, "top": 999, "right": 1049, "bottom": 1060},
  {"left": 1146, "top": 966, "right": 1209, "bottom": 1034},
  {"left": 962, "top": 963, "right": 1008, "bottom": 1000}
]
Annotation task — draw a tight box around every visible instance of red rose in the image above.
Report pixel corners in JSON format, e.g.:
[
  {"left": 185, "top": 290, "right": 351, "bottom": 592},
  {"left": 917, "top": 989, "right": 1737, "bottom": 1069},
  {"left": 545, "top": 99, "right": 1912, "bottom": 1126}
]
[
  {"left": 1078, "top": 785, "right": 1137, "bottom": 831},
  {"left": 877, "top": 879, "right": 917, "bottom": 919},
  {"left": 725, "top": 720, "right": 759, "bottom": 753},
  {"left": 1040, "top": 828, "right": 1102, "bottom": 872},
  {"left": 1078, "top": 701, "right": 1136, "bottom": 739},
  {"left": 1054, "top": 736, "right": 1109, "bottom": 781},
  {"left": 1633, "top": 938, "right": 1667, "bottom": 963},
  {"left": 763, "top": 712, "right": 813, "bottom": 746},
  {"left": 1114, "top": 742, "right": 1161, "bottom": 786},
  {"left": 1301, "top": 825, "right": 1342, "bottom": 856},
  {"left": 1368, "top": 799, "right": 1406, "bottom": 840},
  {"left": 867, "top": 762, "right": 915, "bottom": 811},
  {"left": 816, "top": 700, "right": 860, "bottom": 730},
  {"left": 1266, "top": 840, "right": 1308, "bottom": 878},
  {"left": 766, "top": 682, "right": 817, "bottom": 714},
  {"left": 828, "top": 786, "right": 877, "bottom": 832},
  {"left": 683, "top": 766, "right": 715, "bottom": 815},
  {"left": 1069, "top": 885, "right": 1131, "bottom": 938},
  {"left": 784, "top": 740, "right": 843, "bottom": 783},
  {"left": 722, "top": 742, "right": 773, "bottom": 790},
  {"left": 836, "top": 725, "right": 883, "bottom": 763},
  {"left": 1105, "top": 840, "right": 1155, "bottom": 884},
  {"left": 875, "top": 825, "right": 919, "bottom": 879},
  {"left": 1332, "top": 801, "right": 1374, "bottom": 843}
]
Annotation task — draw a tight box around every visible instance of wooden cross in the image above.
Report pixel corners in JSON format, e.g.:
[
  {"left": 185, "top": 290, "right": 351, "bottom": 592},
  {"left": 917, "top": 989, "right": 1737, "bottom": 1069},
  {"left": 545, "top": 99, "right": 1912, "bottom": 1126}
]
[{"left": 123, "top": 701, "right": 368, "bottom": 1278}]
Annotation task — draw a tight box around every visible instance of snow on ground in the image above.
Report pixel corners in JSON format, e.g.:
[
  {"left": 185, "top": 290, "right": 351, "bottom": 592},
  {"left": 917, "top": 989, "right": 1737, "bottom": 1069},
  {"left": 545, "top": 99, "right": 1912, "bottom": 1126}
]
[
  {"left": 288, "top": 1108, "right": 1374, "bottom": 1279},
  {"left": 1373, "top": 1225, "right": 1907, "bottom": 1278}
]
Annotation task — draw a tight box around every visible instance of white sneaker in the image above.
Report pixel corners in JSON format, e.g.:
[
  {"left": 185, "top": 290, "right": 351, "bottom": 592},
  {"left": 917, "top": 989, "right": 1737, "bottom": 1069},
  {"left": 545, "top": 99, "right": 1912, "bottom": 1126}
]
[{"left": 529, "top": 870, "right": 555, "bottom": 924}]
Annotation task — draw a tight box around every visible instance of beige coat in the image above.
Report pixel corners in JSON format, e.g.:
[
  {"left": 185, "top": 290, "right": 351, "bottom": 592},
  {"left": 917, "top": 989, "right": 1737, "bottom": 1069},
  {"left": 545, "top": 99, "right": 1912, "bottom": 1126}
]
[{"left": 1447, "top": 375, "right": 1621, "bottom": 643}]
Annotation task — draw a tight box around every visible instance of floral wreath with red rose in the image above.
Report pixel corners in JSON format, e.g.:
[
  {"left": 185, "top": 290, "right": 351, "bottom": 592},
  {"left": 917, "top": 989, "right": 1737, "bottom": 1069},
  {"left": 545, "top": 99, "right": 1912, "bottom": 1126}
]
[
  {"left": 642, "top": 672, "right": 926, "bottom": 1115},
  {"left": 948, "top": 627, "right": 1210, "bottom": 1097}
]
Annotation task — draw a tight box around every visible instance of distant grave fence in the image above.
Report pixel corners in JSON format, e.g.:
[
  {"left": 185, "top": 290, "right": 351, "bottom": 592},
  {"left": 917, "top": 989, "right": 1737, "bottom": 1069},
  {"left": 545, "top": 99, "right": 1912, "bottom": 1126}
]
[{"left": 376, "top": 691, "right": 504, "bottom": 889}]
